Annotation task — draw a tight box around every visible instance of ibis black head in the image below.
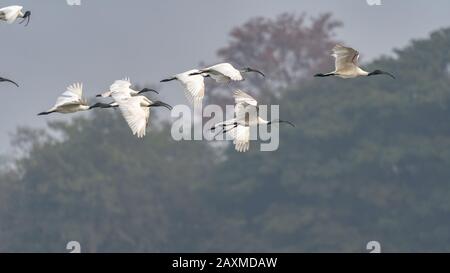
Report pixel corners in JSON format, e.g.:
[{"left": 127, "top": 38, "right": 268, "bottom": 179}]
[
  {"left": 188, "top": 71, "right": 205, "bottom": 77},
  {"left": 138, "top": 88, "right": 159, "bottom": 95},
  {"left": 20, "top": 11, "right": 31, "bottom": 26},
  {"left": 37, "top": 111, "right": 54, "bottom": 116},
  {"left": 0, "top": 77, "right": 19, "bottom": 87},
  {"left": 368, "top": 69, "right": 395, "bottom": 79},
  {"left": 149, "top": 101, "right": 172, "bottom": 111},
  {"left": 314, "top": 73, "right": 335, "bottom": 78},
  {"left": 89, "top": 102, "right": 115, "bottom": 110},
  {"left": 161, "top": 77, "right": 176, "bottom": 83},
  {"left": 243, "top": 67, "right": 265, "bottom": 78}
]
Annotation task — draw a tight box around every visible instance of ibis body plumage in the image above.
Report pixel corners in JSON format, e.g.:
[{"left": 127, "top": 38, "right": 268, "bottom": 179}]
[
  {"left": 0, "top": 5, "right": 31, "bottom": 25},
  {"left": 105, "top": 78, "right": 172, "bottom": 138},
  {"left": 161, "top": 69, "right": 206, "bottom": 105},
  {"left": 96, "top": 78, "right": 158, "bottom": 98},
  {"left": 38, "top": 83, "right": 90, "bottom": 116},
  {"left": 314, "top": 44, "right": 395, "bottom": 79},
  {"left": 211, "top": 90, "right": 294, "bottom": 152},
  {"left": 191, "top": 63, "right": 265, "bottom": 83}
]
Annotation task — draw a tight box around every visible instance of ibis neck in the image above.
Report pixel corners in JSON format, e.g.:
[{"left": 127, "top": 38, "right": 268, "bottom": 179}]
[
  {"left": 358, "top": 68, "right": 369, "bottom": 76},
  {"left": 258, "top": 117, "right": 270, "bottom": 125},
  {"left": 129, "top": 88, "right": 139, "bottom": 95}
]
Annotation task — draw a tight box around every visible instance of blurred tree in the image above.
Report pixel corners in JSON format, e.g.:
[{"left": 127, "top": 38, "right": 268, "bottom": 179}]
[
  {"left": 0, "top": 111, "right": 220, "bottom": 252},
  {"left": 207, "top": 27, "right": 450, "bottom": 252}
]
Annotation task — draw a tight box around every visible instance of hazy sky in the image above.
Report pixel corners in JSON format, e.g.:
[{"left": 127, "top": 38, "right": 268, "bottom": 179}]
[{"left": 1, "top": 0, "right": 450, "bottom": 153}]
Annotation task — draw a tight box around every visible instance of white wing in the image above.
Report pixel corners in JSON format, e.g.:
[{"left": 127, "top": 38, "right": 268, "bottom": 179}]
[
  {"left": 110, "top": 78, "right": 133, "bottom": 102},
  {"left": 0, "top": 6, "right": 23, "bottom": 24},
  {"left": 176, "top": 70, "right": 205, "bottom": 105},
  {"left": 117, "top": 97, "right": 150, "bottom": 138},
  {"left": 332, "top": 44, "right": 360, "bottom": 71},
  {"left": 54, "top": 83, "right": 84, "bottom": 108},
  {"left": 229, "top": 125, "right": 250, "bottom": 152},
  {"left": 67, "top": 82, "right": 83, "bottom": 97},
  {"left": 110, "top": 78, "right": 132, "bottom": 92},
  {"left": 213, "top": 117, "right": 249, "bottom": 152},
  {"left": 206, "top": 63, "right": 243, "bottom": 82},
  {"left": 233, "top": 90, "right": 259, "bottom": 126},
  {"left": 98, "top": 90, "right": 113, "bottom": 98},
  {"left": 99, "top": 78, "right": 133, "bottom": 99},
  {"left": 233, "top": 89, "right": 258, "bottom": 107}
]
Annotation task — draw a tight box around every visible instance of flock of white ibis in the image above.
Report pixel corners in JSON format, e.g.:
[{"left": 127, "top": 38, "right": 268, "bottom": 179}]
[{"left": 1, "top": 5, "right": 395, "bottom": 152}]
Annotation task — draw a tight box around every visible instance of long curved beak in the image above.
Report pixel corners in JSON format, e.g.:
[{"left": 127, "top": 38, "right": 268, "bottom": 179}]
[
  {"left": 19, "top": 12, "right": 31, "bottom": 26},
  {"left": 89, "top": 103, "right": 101, "bottom": 110},
  {"left": 150, "top": 101, "right": 172, "bottom": 110},
  {"left": 369, "top": 70, "right": 396, "bottom": 79},
  {"left": 138, "top": 88, "right": 159, "bottom": 95},
  {"left": 279, "top": 120, "right": 295, "bottom": 127},
  {"left": 381, "top": 71, "right": 396, "bottom": 79},
  {"left": 249, "top": 68, "right": 265, "bottom": 78},
  {"left": 270, "top": 120, "right": 295, "bottom": 127},
  {"left": 0, "top": 77, "right": 19, "bottom": 87}
]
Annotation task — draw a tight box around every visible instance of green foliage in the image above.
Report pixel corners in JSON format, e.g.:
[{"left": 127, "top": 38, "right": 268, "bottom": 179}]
[
  {"left": 2, "top": 27, "right": 450, "bottom": 252},
  {"left": 0, "top": 111, "right": 219, "bottom": 252}
]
